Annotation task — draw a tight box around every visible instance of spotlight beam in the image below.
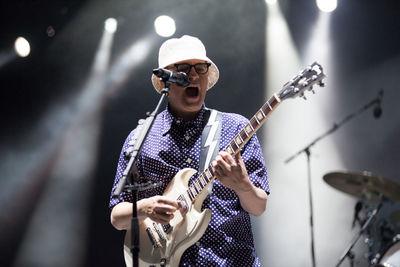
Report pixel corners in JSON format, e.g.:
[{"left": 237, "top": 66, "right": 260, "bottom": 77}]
[{"left": 12, "top": 22, "right": 117, "bottom": 267}]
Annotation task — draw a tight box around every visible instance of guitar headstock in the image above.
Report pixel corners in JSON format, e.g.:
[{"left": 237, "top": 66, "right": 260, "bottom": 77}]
[{"left": 278, "top": 62, "right": 326, "bottom": 101}]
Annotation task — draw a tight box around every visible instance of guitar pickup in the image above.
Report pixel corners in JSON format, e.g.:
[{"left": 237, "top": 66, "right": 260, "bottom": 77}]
[
  {"left": 145, "top": 227, "right": 159, "bottom": 248},
  {"left": 153, "top": 223, "right": 166, "bottom": 242}
]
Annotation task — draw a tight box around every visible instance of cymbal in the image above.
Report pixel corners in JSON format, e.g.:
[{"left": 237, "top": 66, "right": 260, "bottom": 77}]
[{"left": 323, "top": 171, "right": 400, "bottom": 202}]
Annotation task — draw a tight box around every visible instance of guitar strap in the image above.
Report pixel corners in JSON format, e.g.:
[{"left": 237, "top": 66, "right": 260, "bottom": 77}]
[{"left": 200, "top": 109, "right": 222, "bottom": 195}]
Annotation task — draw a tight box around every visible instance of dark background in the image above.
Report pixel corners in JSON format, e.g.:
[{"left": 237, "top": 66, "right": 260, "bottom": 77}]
[{"left": 0, "top": 0, "right": 399, "bottom": 266}]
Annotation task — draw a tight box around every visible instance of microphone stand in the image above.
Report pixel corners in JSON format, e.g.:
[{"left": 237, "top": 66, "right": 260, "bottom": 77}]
[
  {"left": 113, "top": 82, "right": 171, "bottom": 267},
  {"left": 284, "top": 89, "right": 383, "bottom": 267}
]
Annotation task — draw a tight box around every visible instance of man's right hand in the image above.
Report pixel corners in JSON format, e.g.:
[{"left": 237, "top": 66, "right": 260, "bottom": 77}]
[
  {"left": 139, "top": 196, "right": 182, "bottom": 224},
  {"left": 111, "top": 196, "right": 185, "bottom": 230}
]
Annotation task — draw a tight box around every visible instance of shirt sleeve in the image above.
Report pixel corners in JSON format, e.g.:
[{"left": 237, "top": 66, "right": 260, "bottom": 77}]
[
  {"left": 108, "top": 130, "right": 136, "bottom": 208},
  {"left": 241, "top": 132, "right": 270, "bottom": 195}
]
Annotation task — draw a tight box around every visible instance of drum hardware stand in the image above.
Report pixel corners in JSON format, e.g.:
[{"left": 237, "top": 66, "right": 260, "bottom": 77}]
[
  {"left": 335, "top": 202, "right": 383, "bottom": 267},
  {"left": 285, "top": 89, "right": 384, "bottom": 267},
  {"left": 113, "top": 81, "right": 171, "bottom": 267},
  {"left": 371, "top": 233, "right": 400, "bottom": 265}
]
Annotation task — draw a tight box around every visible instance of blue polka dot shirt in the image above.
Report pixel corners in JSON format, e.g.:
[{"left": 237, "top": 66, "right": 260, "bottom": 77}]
[{"left": 110, "top": 105, "right": 270, "bottom": 266}]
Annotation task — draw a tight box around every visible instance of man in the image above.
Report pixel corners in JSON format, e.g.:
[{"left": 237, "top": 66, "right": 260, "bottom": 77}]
[{"left": 110, "top": 35, "right": 269, "bottom": 266}]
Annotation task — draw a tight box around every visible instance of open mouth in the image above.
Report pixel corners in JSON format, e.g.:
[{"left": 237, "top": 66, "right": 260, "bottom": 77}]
[{"left": 185, "top": 86, "right": 199, "bottom": 97}]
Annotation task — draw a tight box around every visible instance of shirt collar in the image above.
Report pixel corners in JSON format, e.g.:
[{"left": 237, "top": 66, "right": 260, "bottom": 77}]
[{"left": 162, "top": 104, "right": 207, "bottom": 136}]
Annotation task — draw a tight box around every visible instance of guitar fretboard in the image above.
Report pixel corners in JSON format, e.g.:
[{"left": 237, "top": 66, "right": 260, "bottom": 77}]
[{"left": 185, "top": 94, "right": 281, "bottom": 202}]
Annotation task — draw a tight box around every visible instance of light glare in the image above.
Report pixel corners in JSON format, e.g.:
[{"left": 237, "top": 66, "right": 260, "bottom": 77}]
[
  {"left": 265, "top": 0, "right": 277, "bottom": 5},
  {"left": 154, "top": 15, "right": 176, "bottom": 37},
  {"left": 316, "top": 0, "right": 337, "bottom": 13},
  {"left": 14, "top": 37, "right": 31, "bottom": 57}
]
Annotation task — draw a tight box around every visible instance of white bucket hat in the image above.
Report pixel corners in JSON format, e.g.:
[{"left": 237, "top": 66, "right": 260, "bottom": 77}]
[{"left": 151, "top": 35, "right": 219, "bottom": 93}]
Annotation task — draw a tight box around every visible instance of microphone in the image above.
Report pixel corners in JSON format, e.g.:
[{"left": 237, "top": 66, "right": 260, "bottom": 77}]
[
  {"left": 373, "top": 89, "right": 384, "bottom": 119},
  {"left": 153, "top": 68, "right": 190, "bottom": 87}
]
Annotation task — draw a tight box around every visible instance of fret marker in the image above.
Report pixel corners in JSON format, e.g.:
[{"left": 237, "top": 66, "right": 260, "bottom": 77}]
[
  {"left": 235, "top": 136, "right": 242, "bottom": 145},
  {"left": 245, "top": 125, "right": 252, "bottom": 134},
  {"left": 256, "top": 111, "right": 264, "bottom": 121}
]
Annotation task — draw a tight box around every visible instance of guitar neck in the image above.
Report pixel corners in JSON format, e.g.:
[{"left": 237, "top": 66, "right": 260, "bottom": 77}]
[{"left": 185, "top": 94, "right": 281, "bottom": 203}]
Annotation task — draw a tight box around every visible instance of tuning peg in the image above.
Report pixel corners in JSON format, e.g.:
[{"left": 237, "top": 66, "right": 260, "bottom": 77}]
[
  {"left": 319, "top": 81, "right": 325, "bottom": 87},
  {"left": 311, "top": 89, "right": 316, "bottom": 94},
  {"left": 303, "top": 95, "right": 307, "bottom": 100}
]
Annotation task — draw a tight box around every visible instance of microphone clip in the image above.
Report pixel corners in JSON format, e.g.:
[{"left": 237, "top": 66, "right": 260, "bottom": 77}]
[{"left": 153, "top": 68, "right": 190, "bottom": 87}]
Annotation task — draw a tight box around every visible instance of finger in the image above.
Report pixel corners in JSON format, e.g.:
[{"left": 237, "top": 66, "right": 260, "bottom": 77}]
[
  {"left": 157, "top": 197, "right": 180, "bottom": 208},
  {"left": 234, "top": 152, "right": 244, "bottom": 164},
  {"left": 151, "top": 210, "right": 174, "bottom": 224},
  {"left": 155, "top": 204, "right": 178, "bottom": 214},
  {"left": 215, "top": 154, "right": 230, "bottom": 171},
  {"left": 211, "top": 159, "right": 222, "bottom": 175},
  {"left": 158, "top": 212, "right": 174, "bottom": 222},
  {"left": 221, "top": 152, "right": 237, "bottom": 166}
]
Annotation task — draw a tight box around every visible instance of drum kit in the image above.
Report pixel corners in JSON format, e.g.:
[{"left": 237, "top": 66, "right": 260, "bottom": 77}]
[{"left": 324, "top": 170, "right": 400, "bottom": 267}]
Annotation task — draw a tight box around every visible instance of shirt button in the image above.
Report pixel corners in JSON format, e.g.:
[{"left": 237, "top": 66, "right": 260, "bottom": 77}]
[
  {"left": 176, "top": 120, "right": 181, "bottom": 124},
  {"left": 185, "top": 135, "right": 190, "bottom": 141},
  {"left": 186, "top": 158, "right": 192, "bottom": 164},
  {"left": 196, "top": 241, "right": 200, "bottom": 247}
]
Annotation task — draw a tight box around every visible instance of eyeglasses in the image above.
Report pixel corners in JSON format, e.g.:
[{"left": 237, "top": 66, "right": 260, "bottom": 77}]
[{"left": 173, "top": 62, "right": 211, "bottom": 75}]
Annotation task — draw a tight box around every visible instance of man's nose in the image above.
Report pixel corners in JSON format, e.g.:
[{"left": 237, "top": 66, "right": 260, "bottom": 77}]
[{"left": 188, "top": 67, "right": 199, "bottom": 80}]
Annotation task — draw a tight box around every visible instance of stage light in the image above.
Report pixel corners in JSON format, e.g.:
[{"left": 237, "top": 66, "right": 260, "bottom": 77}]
[
  {"left": 105, "top": 18, "right": 118, "bottom": 33},
  {"left": 14, "top": 37, "right": 31, "bottom": 57},
  {"left": 46, "top": 26, "right": 55, "bottom": 37},
  {"left": 316, "top": 0, "right": 337, "bottom": 13},
  {"left": 154, "top": 15, "right": 176, "bottom": 37}
]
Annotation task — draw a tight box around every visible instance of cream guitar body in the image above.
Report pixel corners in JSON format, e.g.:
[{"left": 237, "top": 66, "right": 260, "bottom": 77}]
[{"left": 124, "top": 168, "right": 211, "bottom": 267}]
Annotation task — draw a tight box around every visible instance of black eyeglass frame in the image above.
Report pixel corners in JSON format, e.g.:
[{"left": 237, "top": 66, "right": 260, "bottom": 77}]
[{"left": 173, "top": 62, "right": 211, "bottom": 75}]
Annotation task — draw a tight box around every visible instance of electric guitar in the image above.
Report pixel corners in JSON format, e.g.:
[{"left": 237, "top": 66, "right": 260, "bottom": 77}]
[{"left": 124, "top": 62, "right": 326, "bottom": 267}]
